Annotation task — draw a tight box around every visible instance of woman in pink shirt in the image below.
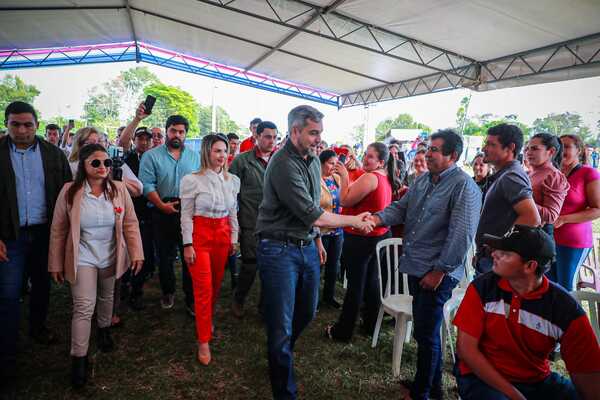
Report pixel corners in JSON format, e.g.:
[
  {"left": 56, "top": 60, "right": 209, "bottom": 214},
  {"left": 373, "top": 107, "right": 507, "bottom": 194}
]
[
  {"left": 525, "top": 133, "right": 569, "bottom": 228},
  {"left": 551, "top": 134, "right": 600, "bottom": 291}
]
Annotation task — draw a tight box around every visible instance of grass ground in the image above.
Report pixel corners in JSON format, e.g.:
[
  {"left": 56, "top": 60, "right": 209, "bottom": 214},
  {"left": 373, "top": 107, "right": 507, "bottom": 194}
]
[
  {"left": 15, "top": 263, "right": 572, "bottom": 400},
  {"left": 16, "top": 267, "right": 444, "bottom": 400}
]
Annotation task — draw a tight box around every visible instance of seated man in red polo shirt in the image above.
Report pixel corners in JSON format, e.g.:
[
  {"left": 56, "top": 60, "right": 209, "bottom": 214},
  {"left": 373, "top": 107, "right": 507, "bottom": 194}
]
[{"left": 453, "top": 225, "right": 600, "bottom": 400}]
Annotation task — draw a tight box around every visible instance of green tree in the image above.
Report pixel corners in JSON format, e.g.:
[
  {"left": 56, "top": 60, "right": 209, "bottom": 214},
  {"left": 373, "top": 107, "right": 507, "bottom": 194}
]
[
  {"left": 532, "top": 112, "right": 592, "bottom": 142},
  {"left": 456, "top": 95, "right": 471, "bottom": 133},
  {"left": 196, "top": 104, "right": 240, "bottom": 136},
  {"left": 82, "top": 67, "right": 160, "bottom": 134},
  {"left": 459, "top": 113, "right": 530, "bottom": 138},
  {"left": 120, "top": 67, "right": 159, "bottom": 101},
  {"left": 0, "top": 75, "right": 40, "bottom": 115},
  {"left": 375, "top": 113, "right": 431, "bottom": 141},
  {"left": 82, "top": 86, "right": 120, "bottom": 133},
  {"left": 142, "top": 83, "right": 200, "bottom": 136},
  {"left": 216, "top": 106, "right": 240, "bottom": 134}
]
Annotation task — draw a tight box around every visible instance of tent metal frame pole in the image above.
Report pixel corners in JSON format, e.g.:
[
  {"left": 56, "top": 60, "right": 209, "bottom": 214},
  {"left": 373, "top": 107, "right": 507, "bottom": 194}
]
[
  {"left": 0, "top": 42, "right": 339, "bottom": 107},
  {"left": 127, "top": 6, "right": 389, "bottom": 84},
  {"left": 339, "top": 32, "right": 600, "bottom": 108},
  {"left": 1, "top": 4, "right": 386, "bottom": 84},
  {"left": 194, "top": 0, "right": 477, "bottom": 82},
  {"left": 0, "top": 2, "right": 475, "bottom": 82},
  {"left": 124, "top": 0, "right": 140, "bottom": 62},
  {"left": 244, "top": 0, "right": 347, "bottom": 71}
]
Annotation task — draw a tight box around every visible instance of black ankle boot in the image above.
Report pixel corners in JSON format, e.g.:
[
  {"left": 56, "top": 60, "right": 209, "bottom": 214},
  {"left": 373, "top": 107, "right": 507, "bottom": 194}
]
[
  {"left": 97, "top": 327, "right": 114, "bottom": 353},
  {"left": 71, "top": 355, "right": 88, "bottom": 388}
]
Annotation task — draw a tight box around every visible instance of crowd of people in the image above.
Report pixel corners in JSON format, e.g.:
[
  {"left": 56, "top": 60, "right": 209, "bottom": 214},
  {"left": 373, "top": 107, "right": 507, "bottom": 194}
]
[{"left": 0, "top": 99, "right": 599, "bottom": 400}]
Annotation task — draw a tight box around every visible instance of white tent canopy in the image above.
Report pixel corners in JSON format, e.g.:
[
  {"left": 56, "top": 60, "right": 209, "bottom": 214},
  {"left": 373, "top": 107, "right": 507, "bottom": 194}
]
[{"left": 1, "top": 0, "right": 599, "bottom": 108}]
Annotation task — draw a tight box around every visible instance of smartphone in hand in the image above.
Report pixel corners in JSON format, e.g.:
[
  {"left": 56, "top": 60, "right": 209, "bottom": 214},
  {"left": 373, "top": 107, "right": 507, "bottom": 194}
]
[
  {"left": 144, "top": 95, "right": 157, "bottom": 115},
  {"left": 68, "top": 119, "right": 75, "bottom": 129}
]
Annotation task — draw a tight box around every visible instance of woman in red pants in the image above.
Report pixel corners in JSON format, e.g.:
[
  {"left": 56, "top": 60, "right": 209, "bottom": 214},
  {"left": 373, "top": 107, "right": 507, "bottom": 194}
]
[{"left": 180, "top": 133, "right": 240, "bottom": 365}]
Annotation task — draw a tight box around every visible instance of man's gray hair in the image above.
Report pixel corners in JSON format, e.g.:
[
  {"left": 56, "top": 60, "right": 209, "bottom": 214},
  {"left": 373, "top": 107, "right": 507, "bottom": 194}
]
[{"left": 288, "top": 105, "right": 324, "bottom": 133}]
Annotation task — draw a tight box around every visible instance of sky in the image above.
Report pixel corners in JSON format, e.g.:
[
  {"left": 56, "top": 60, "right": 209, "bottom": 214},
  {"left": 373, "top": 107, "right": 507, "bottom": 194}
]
[{"left": 2, "top": 61, "right": 600, "bottom": 144}]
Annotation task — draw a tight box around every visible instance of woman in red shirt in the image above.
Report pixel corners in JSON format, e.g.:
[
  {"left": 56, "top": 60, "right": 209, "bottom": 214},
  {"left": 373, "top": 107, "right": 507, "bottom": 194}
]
[{"left": 325, "top": 142, "right": 400, "bottom": 342}]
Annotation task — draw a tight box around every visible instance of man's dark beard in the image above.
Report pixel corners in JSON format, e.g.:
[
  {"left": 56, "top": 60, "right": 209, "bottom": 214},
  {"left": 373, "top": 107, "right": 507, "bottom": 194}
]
[{"left": 167, "top": 138, "right": 183, "bottom": 149}]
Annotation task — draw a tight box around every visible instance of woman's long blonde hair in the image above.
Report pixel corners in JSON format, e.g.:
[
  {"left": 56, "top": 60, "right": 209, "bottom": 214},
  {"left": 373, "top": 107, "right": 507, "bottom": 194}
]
[
  {"left": 69, "top": 126, "right": 101, "bottom": 162},
  {"left": 197, "top": 133, "right": 230, "bottom": 179}
]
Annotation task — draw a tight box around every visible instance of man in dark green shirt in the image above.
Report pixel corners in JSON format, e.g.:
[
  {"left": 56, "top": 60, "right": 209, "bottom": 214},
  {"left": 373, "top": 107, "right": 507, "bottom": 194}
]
[
  {"left": 230, "top": 121, "right": 277, "bottom": 316},
  {"left": 256, "top": 105, "right": 374, "bottom": 400}
]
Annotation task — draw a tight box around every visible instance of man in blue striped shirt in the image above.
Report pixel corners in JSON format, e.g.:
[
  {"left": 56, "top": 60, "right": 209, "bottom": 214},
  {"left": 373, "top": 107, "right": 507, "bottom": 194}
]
[{"left": 370, "top": 129, "right": 482, "bottom": 400}]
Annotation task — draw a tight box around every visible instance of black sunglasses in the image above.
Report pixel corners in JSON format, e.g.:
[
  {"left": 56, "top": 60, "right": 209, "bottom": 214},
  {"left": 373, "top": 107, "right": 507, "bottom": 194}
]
[{"left": 88, "top": 159, "right": 113, "bottom": 168}]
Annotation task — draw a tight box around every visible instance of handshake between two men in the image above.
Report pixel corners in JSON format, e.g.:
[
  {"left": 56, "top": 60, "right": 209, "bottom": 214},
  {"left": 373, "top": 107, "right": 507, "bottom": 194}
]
[{"left": 351, "top": 212, "right": 381, "bottom": 234}]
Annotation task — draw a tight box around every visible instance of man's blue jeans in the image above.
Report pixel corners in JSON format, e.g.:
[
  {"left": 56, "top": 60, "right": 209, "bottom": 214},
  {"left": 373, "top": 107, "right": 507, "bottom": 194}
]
[
  {"left": 407, "top": 274, "right": 458, "bottom": 400},
  {"left": 0, "top": 225, "right": 50, "bottom": 380},
  {"left": 258, "top": 239, "right": 320, "bottom": 400},
  {"left": 456, "top": 371, "right": 579, "bottom": 400}
]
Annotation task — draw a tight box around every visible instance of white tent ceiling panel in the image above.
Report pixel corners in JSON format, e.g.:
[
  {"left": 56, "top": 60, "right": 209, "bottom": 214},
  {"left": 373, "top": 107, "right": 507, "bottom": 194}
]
[
  {"left": 132, "top": 0, "right": 295, "bottom": 48},
  {"left": 261, "top": 51, "right": 382, "bottom": 94},
  {"left": 0, "top": 0, "right": 123, "bottom": 6},
  {"left": 334, "top": 0, "right": 600, "bottom": 60},
  {"left": 0, "top": 9, "right": 131, "bottom": 49},
  {"left": 134, "top": 11, "right": 267, "bottom": 69},
  {"left": 280, "top": 32, "right": 435, "bottom": 83},
  {"left": 217, "top": 0, "right": 316, "bottom": 27}
]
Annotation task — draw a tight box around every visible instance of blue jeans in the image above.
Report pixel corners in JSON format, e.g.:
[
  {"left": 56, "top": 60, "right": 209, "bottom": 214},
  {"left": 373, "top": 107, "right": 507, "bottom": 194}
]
[
  {"left": 548, "top": 246, "right": 591, "bottom": 291},
  {"left": 408, "top": 274, "right": 458, "bottom": 400},
  {"left": 456, "top": 372, "right": 579, "bottom": 400},
  {"left": 258, "top": 239, "right": 320, "bottom": 400},
  {"left": 320, "top": 233, "right": 343, "bottom": 302},
  {"left": 0, "top": 225, "right": 50, "bottom": 380}
]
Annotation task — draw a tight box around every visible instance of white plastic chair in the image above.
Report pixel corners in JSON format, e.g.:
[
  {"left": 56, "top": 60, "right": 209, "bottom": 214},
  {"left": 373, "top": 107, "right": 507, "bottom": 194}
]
[
  {"left": 372, "top": 238, "right": 413, "bottom": 377},
  {"left": 571, "top": 290, "right": 600, "bottom": 344},
  {"left": 441, "top": 242, "right": 476, "bottom": 362},
  {"left": 576, "top": 240, "right": 600, "bottom": 291}
]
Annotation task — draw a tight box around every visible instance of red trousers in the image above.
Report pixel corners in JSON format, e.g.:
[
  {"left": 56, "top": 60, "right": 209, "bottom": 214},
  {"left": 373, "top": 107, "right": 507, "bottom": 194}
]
[{"left": 189, "top": 216, "right": 231, "bottom": 343}]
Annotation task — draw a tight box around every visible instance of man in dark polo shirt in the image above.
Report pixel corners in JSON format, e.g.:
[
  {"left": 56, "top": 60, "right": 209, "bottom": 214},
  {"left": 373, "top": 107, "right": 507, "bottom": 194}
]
[
  {"left": 475, "top": 124, "right": 540, "bottom": 274},
  {"left": 453, "top": 225, "right": 600, "bottom": 399},
  {"left": 256, "top": 105, "right": 374, "bottom": 400},
  {"left": 230, "top": 121, "right": 277, "bottom": 318}
]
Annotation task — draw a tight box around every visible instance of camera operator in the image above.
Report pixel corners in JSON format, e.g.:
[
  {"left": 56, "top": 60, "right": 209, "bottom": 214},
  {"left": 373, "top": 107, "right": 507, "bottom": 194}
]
[
  {"left": 118, "top": 102, "right": 164, "bottom": 151},
  {"left": 68, "top": 127, "right": 142, "bottom": 198},
  {"left": 120, "top": 127, "right": 155, "bottom": 310}
]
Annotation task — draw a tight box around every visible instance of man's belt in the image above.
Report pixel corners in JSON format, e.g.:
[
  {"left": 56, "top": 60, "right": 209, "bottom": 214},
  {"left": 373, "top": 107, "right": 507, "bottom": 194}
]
[{"left": 259, "top": 233, "right": 313, "bottom": 247}]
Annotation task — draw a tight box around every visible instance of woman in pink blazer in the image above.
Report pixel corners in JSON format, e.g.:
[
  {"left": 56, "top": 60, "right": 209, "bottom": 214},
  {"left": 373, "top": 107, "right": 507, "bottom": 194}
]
[{"left": 48, "top": 144, "right": 143, "bottom": 388}]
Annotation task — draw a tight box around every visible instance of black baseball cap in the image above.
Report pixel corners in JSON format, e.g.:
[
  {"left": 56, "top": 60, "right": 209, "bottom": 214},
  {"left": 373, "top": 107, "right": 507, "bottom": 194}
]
[
  {"left": 482, "top": 225, "right": 556, "bottom": 264},
  {"left": 134, "top": 127, "right": 152, "bottom": 138}
]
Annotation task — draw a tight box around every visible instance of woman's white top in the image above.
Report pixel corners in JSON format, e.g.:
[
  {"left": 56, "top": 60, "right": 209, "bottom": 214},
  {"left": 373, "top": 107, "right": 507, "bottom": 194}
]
[
  {"left": 78, "top": 181, "right": 116, "bottom": 269},
  {"left": 180, "top": 170, "right": 240, "bottom": 245},
  {"left": 69, "top": 161, "right": 142, "bottom": 193}
]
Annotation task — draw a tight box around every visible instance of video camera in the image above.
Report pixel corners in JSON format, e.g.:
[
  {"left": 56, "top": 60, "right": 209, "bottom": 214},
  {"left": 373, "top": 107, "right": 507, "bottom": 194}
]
[{"left": 111, "top": 146, "right": 125, "bottom": 182}]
